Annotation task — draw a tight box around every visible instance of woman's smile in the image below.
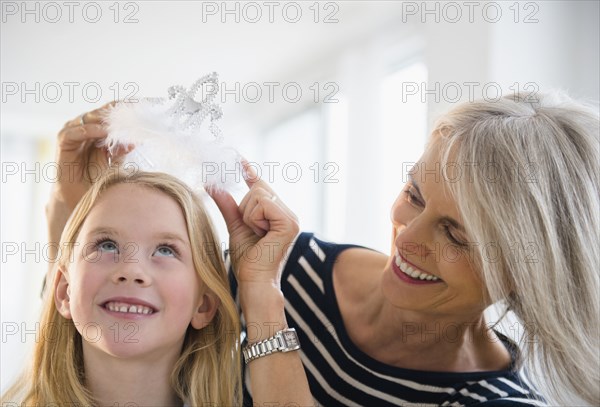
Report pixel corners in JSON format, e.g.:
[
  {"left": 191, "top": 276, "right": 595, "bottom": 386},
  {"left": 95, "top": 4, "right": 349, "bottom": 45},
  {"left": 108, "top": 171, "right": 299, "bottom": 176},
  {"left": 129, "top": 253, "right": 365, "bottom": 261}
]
[{"left": 392, "top": 251, "right": 443, "bottom": 285}]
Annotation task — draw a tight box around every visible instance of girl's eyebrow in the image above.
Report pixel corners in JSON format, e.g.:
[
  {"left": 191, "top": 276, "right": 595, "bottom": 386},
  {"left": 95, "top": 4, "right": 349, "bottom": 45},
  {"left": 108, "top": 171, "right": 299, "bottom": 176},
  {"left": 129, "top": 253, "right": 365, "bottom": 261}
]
[
  {"left": 86, "top": 227, "right": 121, "bottom": 237},
  {"left": 408, "top": 174, "right": 466, "bottom": 234},
  {"left": 152, "top": 232, "right": 190, "bottom": 246},
  {"left": 85, "top": 228, "right": 189, "bottom": 245}
]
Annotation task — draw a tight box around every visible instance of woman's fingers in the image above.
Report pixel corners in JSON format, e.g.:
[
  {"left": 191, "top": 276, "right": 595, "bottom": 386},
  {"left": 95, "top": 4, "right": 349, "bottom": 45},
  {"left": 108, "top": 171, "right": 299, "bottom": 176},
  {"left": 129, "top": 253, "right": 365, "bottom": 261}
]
[
  {"left": 241, "top": 159, "right": 260, "bottom": 186},
  {"left": 213, "top": 182, "right": 291, "bottom": 238},
  {"left": 51, "top": 102, "right": 125, "bottom": 212},
  {"left": 243, "top": 188, "right": 299, "bottom": 240},
  {"left": 240, "top": 189, "right": 271, "bottom": 236},
  {"left": 63, "top": 101, "right": 114, "bottom": 129},
  {"left": 245, "top": 199, "right": 272, "bottom": 237},
  {"left": 84, "top": 101, "right": 115, "bottom": 123},
  {"left": 58, "top": 102, "right": 135, "bottom": 169},
  {"left": 213, "top": 157, "right": 298, "bottom": 243},
  {"left": 242, "top": 159, "right": 277, "bottom": 194},
  {"left": 58, "top": 102, "right": 115, "bottom": 150},
  {"left": 239, "top": 185, "right": 271, "bottom": 215},
  {"left": 58, "top": 123, "right": 107, "bottom": 148},
  {"left": 208, "top": 189, "right": 245, "bottom": 234},
  {"left": 240, "top": 159, "right": 297, "bottom": 217}
]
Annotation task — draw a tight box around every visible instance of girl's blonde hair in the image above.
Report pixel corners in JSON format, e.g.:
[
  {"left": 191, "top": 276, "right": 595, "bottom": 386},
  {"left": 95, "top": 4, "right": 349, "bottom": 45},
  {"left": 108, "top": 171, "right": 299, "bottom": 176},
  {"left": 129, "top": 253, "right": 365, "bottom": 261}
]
[
  {"left": 2, "top": 169, "right": 241, "bottom": 406},
  {"left": 431, "top": 92, "right": 599, "bottom": 406}
]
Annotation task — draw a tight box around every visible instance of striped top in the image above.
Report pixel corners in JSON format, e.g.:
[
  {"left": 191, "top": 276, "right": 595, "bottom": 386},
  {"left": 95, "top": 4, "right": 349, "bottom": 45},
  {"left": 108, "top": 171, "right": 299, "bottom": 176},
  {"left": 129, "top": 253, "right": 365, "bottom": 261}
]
[{"left": 230, "top": 232, "right": 545, "bottom": 406}]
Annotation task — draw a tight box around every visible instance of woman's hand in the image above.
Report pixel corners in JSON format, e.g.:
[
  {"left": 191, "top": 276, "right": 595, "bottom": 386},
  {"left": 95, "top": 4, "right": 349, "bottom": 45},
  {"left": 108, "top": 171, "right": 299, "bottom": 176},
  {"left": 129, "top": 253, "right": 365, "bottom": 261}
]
[
  {"left": 210, "top": 161, "right": 298, "bottom": 327},
  {"left": 44, "top": 102, "right": 132, "bottom": 291},
  {"left": 51, "top": 102, "right": 131, "bottom": 211},
  {"left": 210, "top": 162, "right": 312, "bottom": 406},
  {"left": 209, "top": 162, "right": 299, "bottom": 289}
]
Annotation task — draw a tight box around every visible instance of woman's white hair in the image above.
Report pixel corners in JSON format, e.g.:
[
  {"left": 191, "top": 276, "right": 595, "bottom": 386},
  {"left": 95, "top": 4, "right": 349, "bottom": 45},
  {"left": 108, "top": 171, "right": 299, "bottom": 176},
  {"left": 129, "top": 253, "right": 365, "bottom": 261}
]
[{"left": 432, "top": 91, "right": 599, "bottom": 406}]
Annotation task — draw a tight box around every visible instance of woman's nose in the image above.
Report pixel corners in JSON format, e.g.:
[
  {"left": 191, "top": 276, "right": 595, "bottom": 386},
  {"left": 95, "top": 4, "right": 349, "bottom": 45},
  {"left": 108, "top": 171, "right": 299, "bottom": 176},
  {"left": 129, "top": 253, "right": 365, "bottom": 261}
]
[{"left": 393, "top": 214, "right": 434, "bottom": 260}]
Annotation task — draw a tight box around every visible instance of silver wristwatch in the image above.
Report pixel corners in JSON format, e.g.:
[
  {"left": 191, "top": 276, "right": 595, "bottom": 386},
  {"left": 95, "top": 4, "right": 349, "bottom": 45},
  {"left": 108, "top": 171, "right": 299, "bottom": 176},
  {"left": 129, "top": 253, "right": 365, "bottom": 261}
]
[{"left": 242, "top": 328, "right": 301, "bottom": 364}]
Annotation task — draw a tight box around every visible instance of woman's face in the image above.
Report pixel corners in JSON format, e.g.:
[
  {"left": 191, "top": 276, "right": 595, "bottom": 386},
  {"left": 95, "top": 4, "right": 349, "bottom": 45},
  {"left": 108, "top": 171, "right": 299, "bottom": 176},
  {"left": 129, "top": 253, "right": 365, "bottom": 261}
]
[{"left": 381, "top": 142, "right": 488, "bottom": 318}]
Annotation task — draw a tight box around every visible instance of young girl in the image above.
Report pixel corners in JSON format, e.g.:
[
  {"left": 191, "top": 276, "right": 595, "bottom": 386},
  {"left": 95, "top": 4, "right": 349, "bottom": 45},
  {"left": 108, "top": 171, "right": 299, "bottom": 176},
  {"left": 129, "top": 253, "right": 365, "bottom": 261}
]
[{"left": 2, "top": 169, "right": 242, "bottom": 406}]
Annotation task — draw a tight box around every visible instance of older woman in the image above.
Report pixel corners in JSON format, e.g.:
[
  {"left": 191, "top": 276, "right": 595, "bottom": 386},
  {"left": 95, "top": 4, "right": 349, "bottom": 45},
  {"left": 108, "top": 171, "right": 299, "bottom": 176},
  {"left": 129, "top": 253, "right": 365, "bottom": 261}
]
[
  {"left": 215, "top": 92, "right": 599, "bottom": 406},
  {"left": 46, "top": 91, "right": 598, "bottom": 406}
]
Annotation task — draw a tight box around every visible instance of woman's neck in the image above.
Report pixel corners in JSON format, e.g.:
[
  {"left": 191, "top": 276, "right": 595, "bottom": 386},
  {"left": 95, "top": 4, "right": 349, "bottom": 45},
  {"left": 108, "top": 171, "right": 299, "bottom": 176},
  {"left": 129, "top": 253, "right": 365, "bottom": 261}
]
[
  {"left": 357, "top": 298, "right": 511, "bottom": 372},
  {"left": 333, "top": 250, "right": 511, "bottom": 372},
  {"left": 82, "top": 343, "right": 182, "bottom": 407}
]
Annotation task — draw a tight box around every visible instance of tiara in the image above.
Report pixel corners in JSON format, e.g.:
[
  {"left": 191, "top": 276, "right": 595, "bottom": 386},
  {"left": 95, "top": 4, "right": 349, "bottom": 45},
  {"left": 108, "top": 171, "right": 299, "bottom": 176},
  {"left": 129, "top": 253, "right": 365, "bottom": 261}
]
[{"left": 103, "top": 72, "right": 241, "bottom": 191}]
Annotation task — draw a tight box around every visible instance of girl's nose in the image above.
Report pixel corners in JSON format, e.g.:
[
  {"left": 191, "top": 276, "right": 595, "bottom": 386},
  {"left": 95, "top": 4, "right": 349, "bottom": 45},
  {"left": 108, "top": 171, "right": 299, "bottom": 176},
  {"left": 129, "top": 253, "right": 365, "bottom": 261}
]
[{"left": 111, "top": 257, "right": 152, "bottom": 287}]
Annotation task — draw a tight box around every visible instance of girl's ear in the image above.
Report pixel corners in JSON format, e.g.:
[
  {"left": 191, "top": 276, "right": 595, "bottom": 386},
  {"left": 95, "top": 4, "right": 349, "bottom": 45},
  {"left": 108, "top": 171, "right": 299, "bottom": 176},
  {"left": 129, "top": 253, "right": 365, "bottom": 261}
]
[
  {"left": 191, "top": 291, "right": 220, "bottom": 330},
  {"left": 54, "top": 267, "right": 72, "bottom": 319}
]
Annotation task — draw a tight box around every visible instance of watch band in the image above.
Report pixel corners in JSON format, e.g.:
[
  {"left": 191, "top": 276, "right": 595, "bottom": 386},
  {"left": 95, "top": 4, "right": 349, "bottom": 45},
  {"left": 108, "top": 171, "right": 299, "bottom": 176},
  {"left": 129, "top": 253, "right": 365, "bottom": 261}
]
[{"left": 243, "top": 328, "right": 301, "bottom": 364}]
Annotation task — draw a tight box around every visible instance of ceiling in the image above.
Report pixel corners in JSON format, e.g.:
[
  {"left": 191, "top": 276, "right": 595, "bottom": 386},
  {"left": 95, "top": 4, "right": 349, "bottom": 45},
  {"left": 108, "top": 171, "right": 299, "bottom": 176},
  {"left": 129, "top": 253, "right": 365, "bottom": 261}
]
[{"left": 1, "top": 1, "right": 406, "bottom": 137}]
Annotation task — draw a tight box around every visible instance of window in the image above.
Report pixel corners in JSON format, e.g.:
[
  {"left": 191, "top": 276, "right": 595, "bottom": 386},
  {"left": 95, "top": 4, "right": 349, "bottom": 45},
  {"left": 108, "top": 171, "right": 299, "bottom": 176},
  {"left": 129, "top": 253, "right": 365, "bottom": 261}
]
[
  {"left": 262, "top": 108, "right": 324, "bottom": 233},
  {"left": 381, "top": 61, "right": 428, "bottom": 223}
]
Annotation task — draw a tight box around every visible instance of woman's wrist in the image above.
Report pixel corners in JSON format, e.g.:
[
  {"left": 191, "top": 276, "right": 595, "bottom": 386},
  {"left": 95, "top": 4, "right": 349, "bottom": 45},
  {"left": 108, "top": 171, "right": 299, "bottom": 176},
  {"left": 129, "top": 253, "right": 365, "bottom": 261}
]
[{"left": 240, "top": 284, "right": 288, "bottom": 341}]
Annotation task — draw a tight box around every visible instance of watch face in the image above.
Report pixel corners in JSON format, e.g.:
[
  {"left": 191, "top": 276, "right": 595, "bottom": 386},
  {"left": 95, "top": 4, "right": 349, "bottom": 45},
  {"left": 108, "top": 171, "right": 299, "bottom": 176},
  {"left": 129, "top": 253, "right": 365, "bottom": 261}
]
[{"left": 283, "top": 331, "right": 299, "bottom": 347}]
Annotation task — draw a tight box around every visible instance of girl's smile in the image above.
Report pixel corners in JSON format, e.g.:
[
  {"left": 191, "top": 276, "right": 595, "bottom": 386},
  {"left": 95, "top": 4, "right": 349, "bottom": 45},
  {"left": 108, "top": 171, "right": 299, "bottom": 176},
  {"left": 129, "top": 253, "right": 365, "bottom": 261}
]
[
  {"left": 56, "top": 183, "right": 211, "bottom": 360},
  {"left": 100, "top": 297, "right": 159, "bottom": 320}
]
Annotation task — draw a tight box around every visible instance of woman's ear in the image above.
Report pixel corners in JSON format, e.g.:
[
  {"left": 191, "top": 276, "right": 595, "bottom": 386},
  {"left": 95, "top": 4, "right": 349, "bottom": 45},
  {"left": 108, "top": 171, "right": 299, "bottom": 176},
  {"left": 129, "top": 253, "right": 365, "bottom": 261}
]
[
  {"left": 54, "top": 267, "right": 72, "bottom": 319},
  {"left": 191, "top": 291, "right": 220, "bottom": 330}
]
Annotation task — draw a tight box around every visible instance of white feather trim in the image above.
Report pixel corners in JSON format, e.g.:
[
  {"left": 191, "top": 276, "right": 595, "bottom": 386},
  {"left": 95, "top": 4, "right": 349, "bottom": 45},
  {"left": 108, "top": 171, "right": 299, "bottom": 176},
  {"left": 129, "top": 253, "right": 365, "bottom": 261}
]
[{"left": 102, "top": 74, "right": 242, "bottom": 192}]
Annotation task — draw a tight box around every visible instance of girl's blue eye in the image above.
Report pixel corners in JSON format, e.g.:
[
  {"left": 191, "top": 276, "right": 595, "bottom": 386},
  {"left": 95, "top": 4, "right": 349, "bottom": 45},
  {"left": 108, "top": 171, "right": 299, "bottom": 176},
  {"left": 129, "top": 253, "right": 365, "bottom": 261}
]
[
  {"left": 154, "top": 245, "right": 176, "bottom": 257},
  {"left": 96, "top": 239, "right": 119, "bottom": 253}
]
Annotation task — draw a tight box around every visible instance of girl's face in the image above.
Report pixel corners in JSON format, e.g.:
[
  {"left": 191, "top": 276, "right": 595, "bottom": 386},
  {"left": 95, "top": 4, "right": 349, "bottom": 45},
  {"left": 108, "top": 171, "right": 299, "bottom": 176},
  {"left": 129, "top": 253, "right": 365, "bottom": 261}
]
[
  {"left": 381, "top": 143, "right": 488, "bottom": 318},
  {"left": 55, "top": 184, "right": 217, "bottom": 362}
]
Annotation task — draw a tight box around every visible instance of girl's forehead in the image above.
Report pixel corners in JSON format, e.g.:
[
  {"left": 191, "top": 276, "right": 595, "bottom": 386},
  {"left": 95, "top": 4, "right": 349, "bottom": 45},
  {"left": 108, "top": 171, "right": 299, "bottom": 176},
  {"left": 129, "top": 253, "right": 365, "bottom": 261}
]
[
  {"left": 94, "top": 183, "right": 176, "bottom": 209},
  {"left": 80, "top": 183, "right": 190, "bottom": 236}
]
